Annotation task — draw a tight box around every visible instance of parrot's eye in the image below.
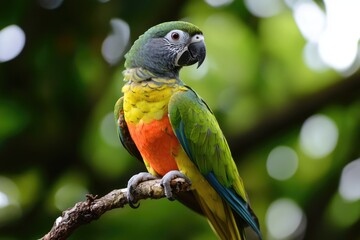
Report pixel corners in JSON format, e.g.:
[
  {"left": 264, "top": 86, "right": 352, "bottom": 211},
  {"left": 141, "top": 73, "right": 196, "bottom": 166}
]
[{"left": 171, "top": 32, "right": 180, "bottom": 41}]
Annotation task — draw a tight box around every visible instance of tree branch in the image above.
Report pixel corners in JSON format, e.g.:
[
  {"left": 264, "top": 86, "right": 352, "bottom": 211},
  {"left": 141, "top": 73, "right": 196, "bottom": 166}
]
[{"left": 41, "top": 178, "right": 191, "bottom": 240}]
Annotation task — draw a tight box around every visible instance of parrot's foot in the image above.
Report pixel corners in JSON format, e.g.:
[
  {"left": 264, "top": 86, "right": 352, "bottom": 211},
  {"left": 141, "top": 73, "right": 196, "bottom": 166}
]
[
  {"left": 127, "top": 172, "right": 157, "bottom": 208},
  {"left": 160, "top": 170, "right": 191, "bottom": 201}
]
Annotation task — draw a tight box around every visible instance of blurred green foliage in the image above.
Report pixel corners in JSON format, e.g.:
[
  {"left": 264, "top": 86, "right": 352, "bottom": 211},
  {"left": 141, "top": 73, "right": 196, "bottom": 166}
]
[{"left": 0, "top": 0, "right": 359, "bottom": 239}]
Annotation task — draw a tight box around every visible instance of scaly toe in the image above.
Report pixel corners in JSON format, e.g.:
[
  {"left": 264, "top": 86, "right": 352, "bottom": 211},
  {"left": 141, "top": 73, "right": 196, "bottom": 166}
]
[
  {"left": 160, "top": 170, "right": 191, "bottom": 200},
  {"left": 127, "top": 172, "right": 157, "bottom": 208}
]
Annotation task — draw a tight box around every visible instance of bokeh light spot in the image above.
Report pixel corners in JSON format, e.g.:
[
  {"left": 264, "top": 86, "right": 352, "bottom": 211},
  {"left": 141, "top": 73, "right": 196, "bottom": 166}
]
[
  {"left": 289, "top": 0, "right": 360, "bottom": 73},
  {"left": 0, "top": 192, "right": 9, "bottom": 208},
  {"left": 244, "top": 0, "right": 285, "bottom": 18},
  {"left": 300, "top": 114, "right": 338, "bottom": 159},
  {"left": 266, "top": 198, "right": 306, "bottom": 239},
  {"left": 318, "top": 0, "right": 360, "bottom": 72},
  {"left": 204, "top": 0, "right": 233, "bottom": 8},
  {"left": 0, "top": 25, "right": 26, "bottom": 62},
  {"left": 0, "top": 176, "right": 22, "bottom": 224},
  {"left": 38, "top": 0, "right": 64, "bottom": 9},
  {"left": 339, "top": 159, "right": 360, "bottom": 201},
  {"left": 267, "top": 146, "right": 298, "bottom": 180},
  {"left": 101, "top": 18, "right": 130, "bottom": 65},
  {"left": 319, "top": 33, "right": 358, "bottom": 72},
  {"left": 0, "top": 176, "right": 20, "bottom": 204},
  {"left": 293, "top": 1, "right": 325, "bottom": 42}
]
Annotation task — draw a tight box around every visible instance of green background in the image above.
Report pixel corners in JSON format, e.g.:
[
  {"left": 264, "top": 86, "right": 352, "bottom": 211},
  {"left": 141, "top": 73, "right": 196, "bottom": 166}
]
[{"left": 1, "top": 0, "right": 359, "bottom": 239}]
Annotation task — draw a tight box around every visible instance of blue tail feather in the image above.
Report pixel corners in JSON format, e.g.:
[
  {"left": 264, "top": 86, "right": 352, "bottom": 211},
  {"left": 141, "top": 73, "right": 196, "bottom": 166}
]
[{"left": 206, "top": 172, "right": 262, "bottom": 239}]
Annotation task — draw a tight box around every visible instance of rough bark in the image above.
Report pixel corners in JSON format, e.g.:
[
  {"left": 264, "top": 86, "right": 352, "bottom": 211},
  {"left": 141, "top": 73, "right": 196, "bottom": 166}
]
[{"left": 41, "top": 178, "right": 191, "bottom": 240}]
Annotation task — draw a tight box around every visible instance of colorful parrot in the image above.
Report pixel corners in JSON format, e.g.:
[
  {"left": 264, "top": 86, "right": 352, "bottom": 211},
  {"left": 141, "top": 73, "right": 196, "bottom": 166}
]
[{"left": 114, "top": 21, "right": 261, "bottom": 240}]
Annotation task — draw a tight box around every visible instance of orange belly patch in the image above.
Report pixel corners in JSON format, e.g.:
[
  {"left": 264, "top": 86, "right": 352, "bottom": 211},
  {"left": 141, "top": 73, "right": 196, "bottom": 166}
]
[{"left": 127, "top": 115, "right": 180, "bottom": 176}]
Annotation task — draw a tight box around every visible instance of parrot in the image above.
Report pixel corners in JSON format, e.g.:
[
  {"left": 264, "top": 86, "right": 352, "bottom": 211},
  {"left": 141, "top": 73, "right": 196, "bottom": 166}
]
[{"left": 114, "top": 21, "right": 261, "bottom": 240}]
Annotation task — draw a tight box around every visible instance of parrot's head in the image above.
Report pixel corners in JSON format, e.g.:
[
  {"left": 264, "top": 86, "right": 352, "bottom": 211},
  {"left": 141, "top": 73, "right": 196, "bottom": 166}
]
[{"left": 124, "top": 21, "right": 206, "bottom": 78}]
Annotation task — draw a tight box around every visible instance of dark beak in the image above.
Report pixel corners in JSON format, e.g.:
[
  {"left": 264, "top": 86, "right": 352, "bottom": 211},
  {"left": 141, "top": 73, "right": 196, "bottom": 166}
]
[{"left": 177, "top": 40, "right": 206, "bottom": 68}]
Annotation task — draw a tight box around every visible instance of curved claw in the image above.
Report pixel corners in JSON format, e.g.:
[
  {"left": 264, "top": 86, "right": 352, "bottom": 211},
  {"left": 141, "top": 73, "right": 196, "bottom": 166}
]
[
  {"left": 127, "top": 172, "right": 157, "bottom": 208},
  {"left": 160, "top": 170, "right": 191, "bottom": 201}
]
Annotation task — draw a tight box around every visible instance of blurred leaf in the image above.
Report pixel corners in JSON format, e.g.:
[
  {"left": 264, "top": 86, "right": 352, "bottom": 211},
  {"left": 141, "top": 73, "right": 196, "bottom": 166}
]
[{"left": 0, "top": 100, "right": 29, "bottom": 143}]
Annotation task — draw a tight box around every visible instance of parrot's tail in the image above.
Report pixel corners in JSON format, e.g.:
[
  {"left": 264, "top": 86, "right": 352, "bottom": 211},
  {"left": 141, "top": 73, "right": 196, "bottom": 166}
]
[{"left": 196, "top": 193, "right": 245, "bottom": 240}]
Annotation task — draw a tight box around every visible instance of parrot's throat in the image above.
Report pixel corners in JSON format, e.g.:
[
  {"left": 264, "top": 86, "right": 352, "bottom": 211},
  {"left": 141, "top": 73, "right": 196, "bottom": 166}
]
[
  {"left": 123, "top": 67, "right": 156, "bottom": 83},
  {"left": 123, "top": 67, "right": 180, "bottom": 83}
]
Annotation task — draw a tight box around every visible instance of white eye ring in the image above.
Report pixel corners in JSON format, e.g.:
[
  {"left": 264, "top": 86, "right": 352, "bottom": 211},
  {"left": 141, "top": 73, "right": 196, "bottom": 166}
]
[{"left": 165, "top": 30, "right": 187, "bottom": 42}]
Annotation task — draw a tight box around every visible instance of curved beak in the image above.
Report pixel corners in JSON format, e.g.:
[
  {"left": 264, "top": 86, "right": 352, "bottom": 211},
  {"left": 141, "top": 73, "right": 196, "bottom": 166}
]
[{"left": 176, "top": 34, "right": 206, "bottom": 68}]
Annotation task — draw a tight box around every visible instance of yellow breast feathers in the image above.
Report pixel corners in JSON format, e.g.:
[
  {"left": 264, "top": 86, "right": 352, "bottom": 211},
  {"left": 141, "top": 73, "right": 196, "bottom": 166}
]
[{"left": 122, "top": 78, "right": 182, "bottom": 124}]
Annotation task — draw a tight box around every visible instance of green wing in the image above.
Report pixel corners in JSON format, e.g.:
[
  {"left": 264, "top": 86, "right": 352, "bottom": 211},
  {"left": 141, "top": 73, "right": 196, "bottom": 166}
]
[
  {"left": 168, "top": 87, "right": 261, "bottom": 238},
  {"left": 168, "top": 87, "right": 239, "bottom": 188}
]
